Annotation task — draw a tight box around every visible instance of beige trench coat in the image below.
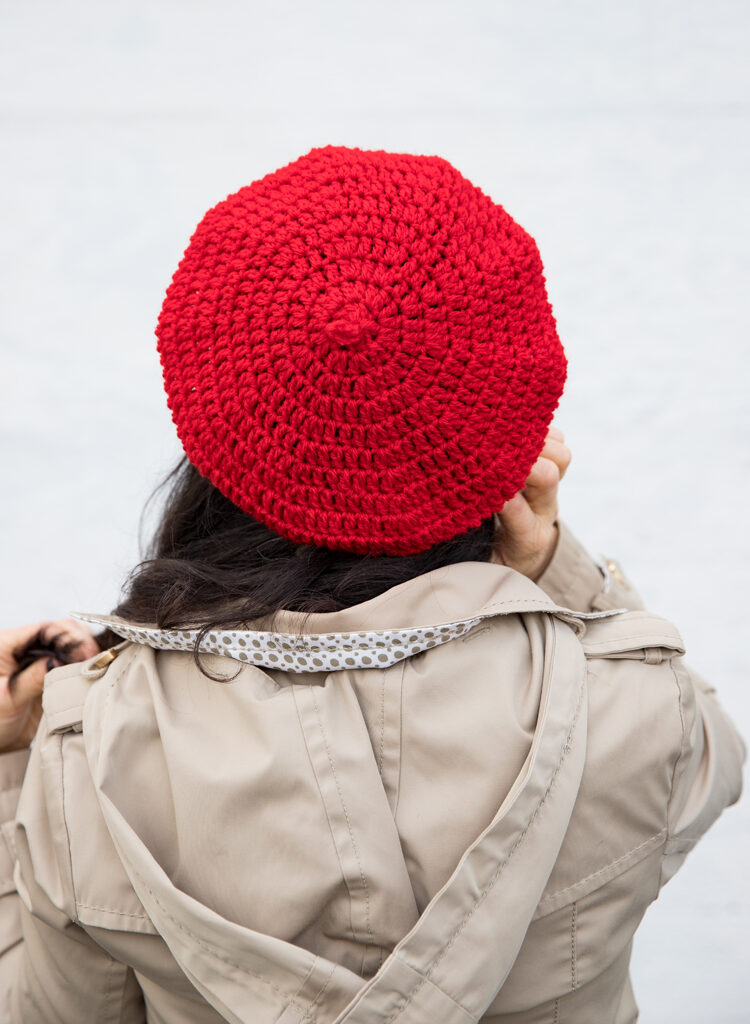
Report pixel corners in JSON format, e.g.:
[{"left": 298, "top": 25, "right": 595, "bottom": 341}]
[{"left": 0, "top": 524, "right": 744, "bottom": 1023}]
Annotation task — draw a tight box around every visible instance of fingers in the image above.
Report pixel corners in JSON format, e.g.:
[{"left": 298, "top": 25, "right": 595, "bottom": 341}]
[
  {"left": 493, "top": 424, "right": 566, "bottom": 580},
  {"left": 526, "top": 456, "right": 560, "bottom": 489},
  {"left": 499, "top": 426, "right": 569, "bottom": 526},
  {"left": 0, "top": 621, "right": 52, "bottom": 656},
  {"left": 539, "top": 436, "right": 571, "bottom": 480},
  {"left": 39, "top": 619, "right": 99, "bottom": 663},
  {"left": 496, "top": 491, "right": 534, "bottom": 531},
  {"left": 523, "top": 457, "right": 560, "bottom": 519},
  {"left": 5, "top": 659, "right": 48, "bottom": 709},
  {"left": 0, "top": 618, "right": 99, "bottom": 753},
  {"left": 0, "top": 618, "right": 99, "bottom": 694},
  {"left": 1, "top": 619, "right": 97, "bottom": 668}
]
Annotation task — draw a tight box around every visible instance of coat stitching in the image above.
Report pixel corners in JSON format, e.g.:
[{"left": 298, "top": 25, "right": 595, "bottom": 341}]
[
  {"left": 291, "top": 687, "right": 359, "bottom": 949},
  {"left": 570, "top": 902, "right": 577, "bottom": 990},
  {"left": 583, "top": 632, "right": 681, "bottom": 650},
  {"left": 76, "top": 902, "right": 148, "bottom": 919},
  {"left": 537, "top": 829, "right": 667, "bottom": 909},
  {"left": 378, "top": 673, "right": 386, "bottom": 778},
  {"left": 379, "top": 960, "right": 479, "bottom": 1022},
  {"left": 300, "top": 957, "right": 338, "bottom": 1020},
  {"left": 123, "top": 868, "right": 314, "bottom": 1017}
]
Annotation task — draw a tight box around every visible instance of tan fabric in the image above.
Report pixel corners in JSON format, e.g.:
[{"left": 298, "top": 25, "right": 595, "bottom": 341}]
[{"left": 0, "top": 523, "right": 744, "bottom": 1023}]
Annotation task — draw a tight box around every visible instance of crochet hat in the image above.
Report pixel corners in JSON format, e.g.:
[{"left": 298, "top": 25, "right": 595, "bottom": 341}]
[{"left": 156, "top": 146, "right": 566, "bottom": 555}]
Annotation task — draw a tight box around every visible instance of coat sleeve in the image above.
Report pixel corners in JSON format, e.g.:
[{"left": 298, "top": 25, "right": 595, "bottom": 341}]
[
  {"left": 535, "top": 522, "right": 746, "bottom": 878},
  {"left": 0, "top": 737, "right": 146, "bottom": 1023},
  {"left": 0, "top": 749, "right": 29, "bottom": 983},
  {"left": 660, "top": 660, "right": 746, "bottom": 886}
]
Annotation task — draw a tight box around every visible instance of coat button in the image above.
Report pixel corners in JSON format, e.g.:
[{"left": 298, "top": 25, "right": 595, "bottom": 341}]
[{"left": 606, "top": 560, "right": 626, "bottom": 586}]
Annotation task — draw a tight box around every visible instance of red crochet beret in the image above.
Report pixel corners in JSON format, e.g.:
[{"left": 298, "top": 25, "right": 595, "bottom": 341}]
[{"left": 156, "top": 146, "right": 566, "bottom": 555}]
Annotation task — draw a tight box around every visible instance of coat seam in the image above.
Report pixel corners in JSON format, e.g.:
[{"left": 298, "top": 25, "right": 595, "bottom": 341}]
[
  {"left": 384, "top": 957, "right": 479, "bottom": 1021},
  {"left": 100, "top": 951, "right": 121, "bottom": 1024},
  {"left": 291, "top": 687, "right": 359, "bottom": 950},
  {"left": 384, "top": 621, "right": 585, "bottom": 1023},
  {"left": 392, "top": 661, "right": 406, "bottom": 820},
  {"left": 422, "top": 619, "right": 566, "bottom": 974},
  {"left": 68, "top": 649, "right": 133, "bottom": 921},
  {"left": 311, "top": 688, "right": 375, "bottom": 950},
  {"left": 115, "top": 967, "right": 141, "bottom": 1024},
  {"left": 52, "top": 732, "right": 79, "bottom": 922}
]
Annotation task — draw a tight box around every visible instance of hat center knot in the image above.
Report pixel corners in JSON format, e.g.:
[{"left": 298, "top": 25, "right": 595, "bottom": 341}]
[{"left": 325, "top": 310, "right": 378, "bottom": 350}]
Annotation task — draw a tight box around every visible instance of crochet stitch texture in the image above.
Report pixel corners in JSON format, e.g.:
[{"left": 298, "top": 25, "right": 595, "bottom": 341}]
[{"left": 157, "top": 146, "right": 567, "bottom": 555}]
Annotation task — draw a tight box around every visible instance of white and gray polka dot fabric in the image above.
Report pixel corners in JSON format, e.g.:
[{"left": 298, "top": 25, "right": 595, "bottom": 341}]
[{"left": 74, "top": 614, "right": 486, "bottom": 673}]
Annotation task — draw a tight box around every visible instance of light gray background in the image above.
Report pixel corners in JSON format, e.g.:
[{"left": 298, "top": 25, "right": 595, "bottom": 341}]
[{"left": 1, "top": 1, "right": 748, "bottom": 1019}]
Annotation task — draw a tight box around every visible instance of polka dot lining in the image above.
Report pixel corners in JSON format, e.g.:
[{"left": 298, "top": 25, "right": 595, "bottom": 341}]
[{"left": 75, "top": 614, "right": 485, "bottom": 673}]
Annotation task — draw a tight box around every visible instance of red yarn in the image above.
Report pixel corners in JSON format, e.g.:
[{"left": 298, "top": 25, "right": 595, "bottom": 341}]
[{"left": 156, "top": 146, "right": 566, "bottom": 555}]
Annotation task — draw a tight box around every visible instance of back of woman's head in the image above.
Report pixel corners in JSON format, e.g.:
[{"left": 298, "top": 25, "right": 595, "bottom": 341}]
[
  {"left": 113, "top": 457, "right": 496, "bottom": 633},
  {"left": 112, "top": 146, "right": 566, "bottom": 639}
]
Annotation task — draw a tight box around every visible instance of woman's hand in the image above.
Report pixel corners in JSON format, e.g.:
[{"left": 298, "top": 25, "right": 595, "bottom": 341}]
[
  {"left": 0, "top": 619, "right": 99, "bottom": 753},
  {"left": 493, "top": 426, "right": 571, "bottom": 581}
]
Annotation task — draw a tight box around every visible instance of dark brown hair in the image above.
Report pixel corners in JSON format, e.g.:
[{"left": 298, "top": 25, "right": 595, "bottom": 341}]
[{"left": 102, "top": 458, "right": 495, "bottom": 659}]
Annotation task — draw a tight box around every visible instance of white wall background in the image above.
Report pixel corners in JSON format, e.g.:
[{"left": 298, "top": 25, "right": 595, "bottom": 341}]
[{"left": 1, "top": 1, "right": 748, "bottom": 1018}]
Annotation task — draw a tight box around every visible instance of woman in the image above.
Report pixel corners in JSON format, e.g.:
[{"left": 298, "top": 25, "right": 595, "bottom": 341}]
[{"left": 0, "top": 146, "right": 743, "bottom": 1023}]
